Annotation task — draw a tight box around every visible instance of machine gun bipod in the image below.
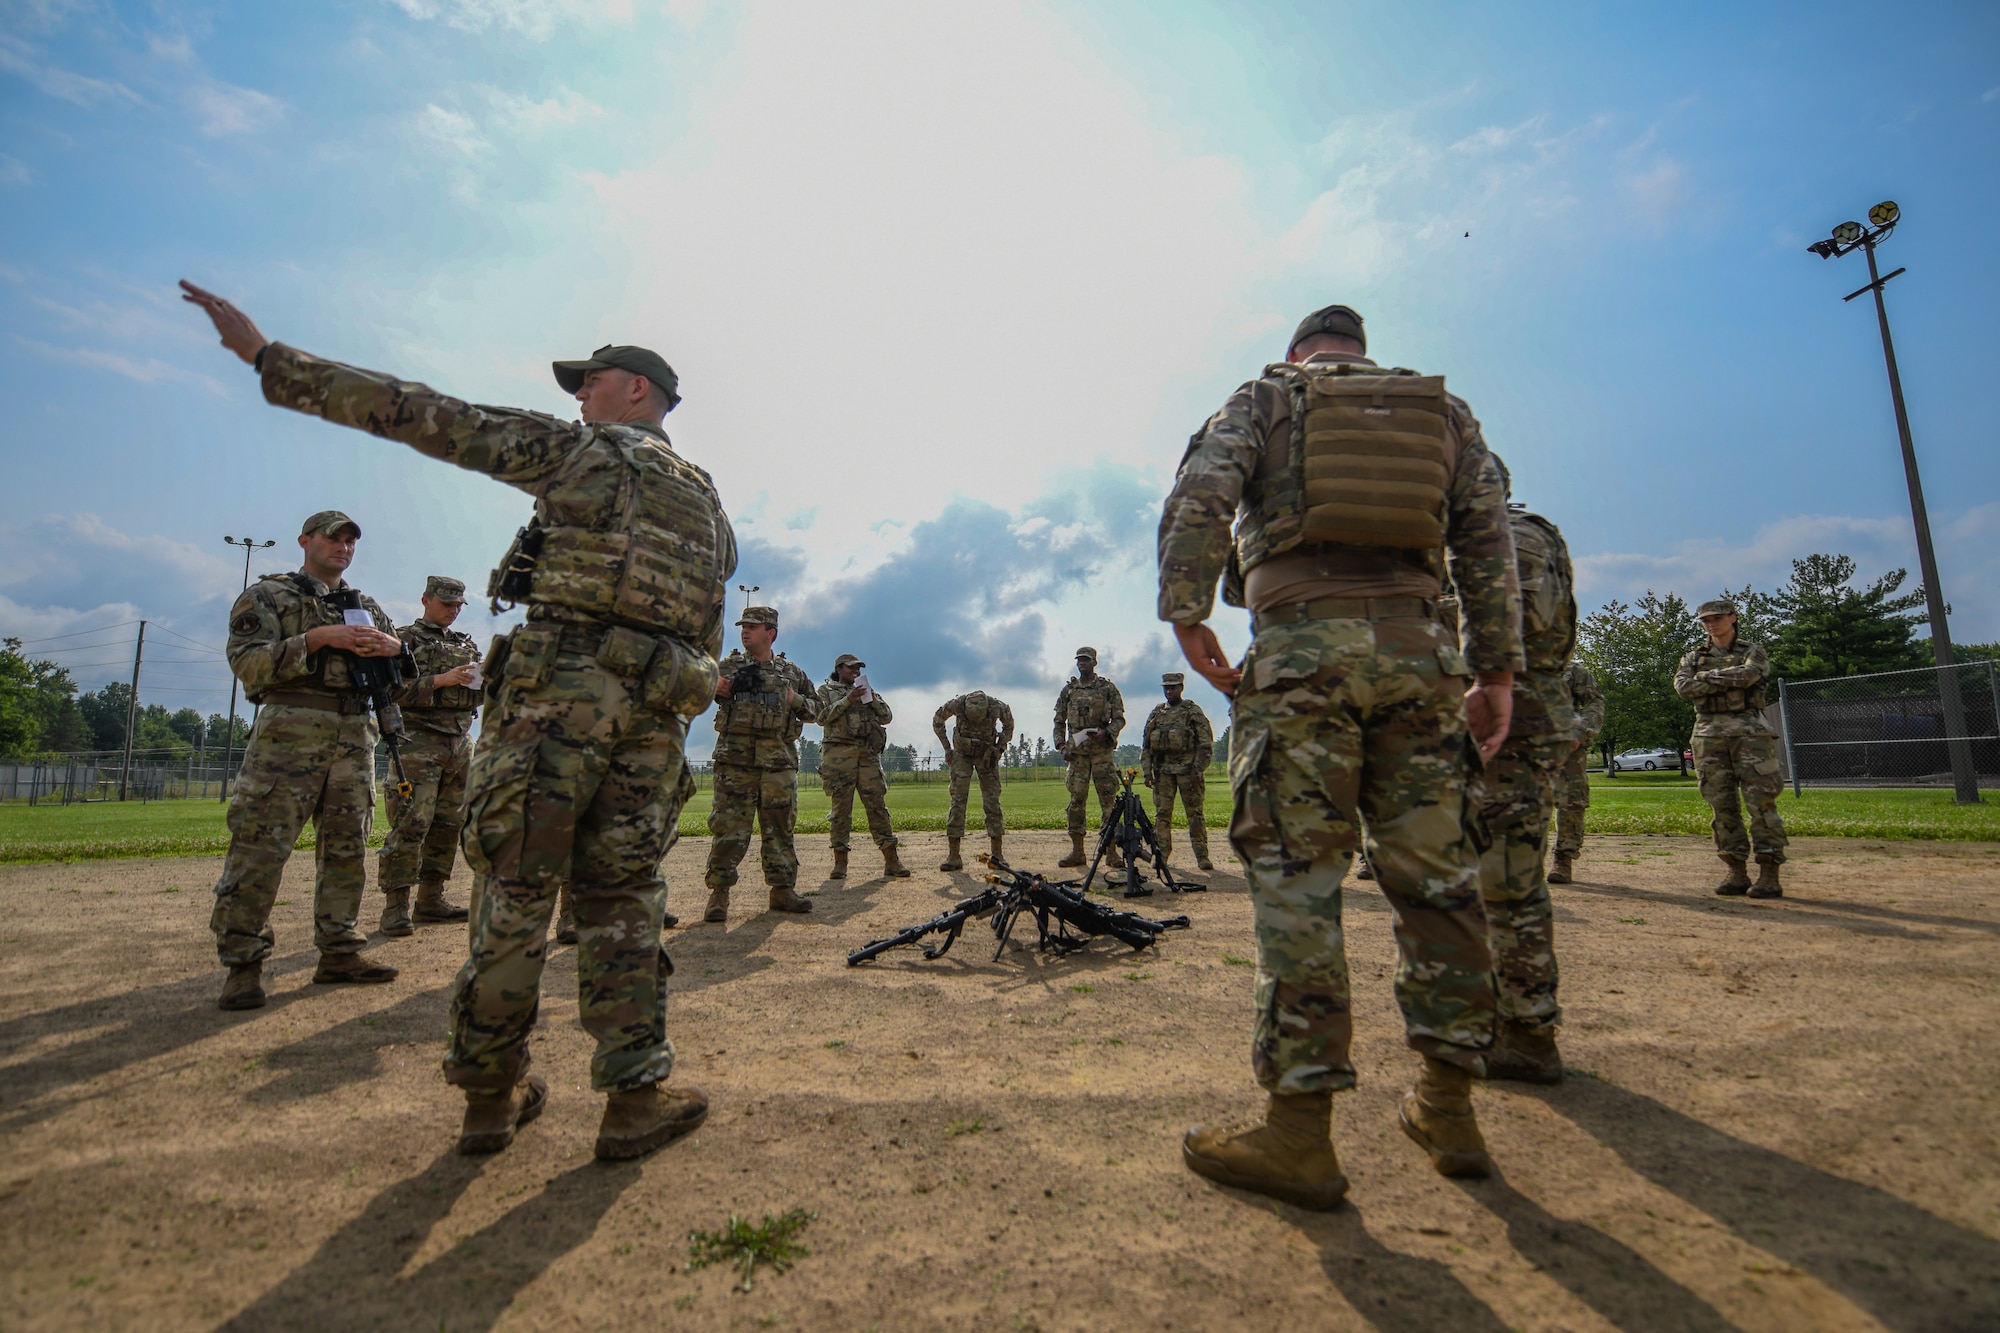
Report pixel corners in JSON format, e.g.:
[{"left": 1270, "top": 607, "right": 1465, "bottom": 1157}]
[{"left": 1081, "top": 767, "right": 1205, "bottom": 899}]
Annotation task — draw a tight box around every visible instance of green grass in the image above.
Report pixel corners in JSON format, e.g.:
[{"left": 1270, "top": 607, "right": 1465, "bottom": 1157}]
[
  {"left": 1586, "top": 773, "right": 2000, "bottom": 841},
  {"left": 686, "top": 1209, "right": 816, "bottom": 1292}
]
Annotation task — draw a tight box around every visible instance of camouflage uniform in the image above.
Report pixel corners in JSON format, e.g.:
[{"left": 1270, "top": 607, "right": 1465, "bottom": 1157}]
[
  {"left": 1553, "top": 661, "right": 1604, "bottom": 860},
  {"left": 258, "top": 343, "right": 733, "bottom": 1094},
  {"left": 212, "top": 565, "right": 394, "bottom": 966},
  {"left": 1675, "top": 632, "right": 1788, "bottom": 864},
  {"left": 934, "top": 691, "right": 1015, "bottom": 840},
  {"left": 817, "top": 667, "right": 897, "bottom": 855},
  {"left": 378, "top": 593, "right": 482, "bottom": 895},
  {"left": 1157, "top": 349, "right": 1523, "bottom": 1092},
  {"left": 1055, "top": 661, "right": 1125, "bottom": 837},
  {"left": 1142, "top": 682, "right": 1215, "bottom": 865},
  {"left": 704, "top": 645, "right": 818, "bottom": 893}
]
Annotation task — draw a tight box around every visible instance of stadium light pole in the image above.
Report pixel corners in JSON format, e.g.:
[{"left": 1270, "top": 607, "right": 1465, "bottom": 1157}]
[
  {"left": 219, "top": 536, "right": 276, "bottom": 802},
  {"left": 1808, "top": 201, "right": 1980, "bottom": 803}
]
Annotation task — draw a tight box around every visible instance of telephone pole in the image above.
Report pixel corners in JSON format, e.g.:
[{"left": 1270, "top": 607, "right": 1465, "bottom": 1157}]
[
  {"left": 220, "top": 536, "right": 276, "bottom": 801},
  {"left": 117, "top": 621, "right": 145, "bottom": 801}
]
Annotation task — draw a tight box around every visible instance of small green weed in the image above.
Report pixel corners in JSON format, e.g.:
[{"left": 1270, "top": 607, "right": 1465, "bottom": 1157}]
[
  {"left": 1617, "top": 916, "right": 1648, "bottom": 925},
  {"left": 1220, "top": 953, "right": 1252, "bottom": 966},
  {"left": 823, "top": 1040, "right": 845, "bottom": 1049},
  {"left": 686, "top": 1209, "right": 817, "bottom": 1291},
  {"left": 1123, "top": 971, "right": 1152, "bottom": 982},
  {"left": 1069, "top": 984, "right": 1094, "bottom": 995},
  {"left": 946, "top": 1117, "right": 986, "bottom": 1137}
]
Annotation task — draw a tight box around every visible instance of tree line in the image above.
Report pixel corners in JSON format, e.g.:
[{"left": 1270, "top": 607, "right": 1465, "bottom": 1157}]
[{"left": 0, "top": 639, "right": 249, "bottom": 758}]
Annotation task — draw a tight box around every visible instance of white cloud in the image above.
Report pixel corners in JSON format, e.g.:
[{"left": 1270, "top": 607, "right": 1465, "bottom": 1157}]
[
  {"left": 481, "top": 83, "right": 603, "bottom": 128},
  {"left": 415, "top": 102, "right": 489, "bottom": 157},
  {"left": 387, "top": 0, "right": 635, "bottom": 40},
  {"left": 0, "top": 153, "right": 33, "bottom": 186},
  {"left": 145, "top": 34, "right": 284, "bottom": 136},
  {"left": 12, "top": 336, "right": 228, "bottom": 394},
  {"left": 1983, "top": 86, "right": 1999, "bottom": 104},
  {"left": 0, "top": 34, "right": 142, "bottom": 107}
]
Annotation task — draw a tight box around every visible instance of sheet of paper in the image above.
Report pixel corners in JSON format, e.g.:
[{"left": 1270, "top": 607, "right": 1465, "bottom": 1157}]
[
  {"left": 465, "top": 662, "right": 483, "bottom": 688},
  {"left": 856, "top": 672, "right": 874, "bottom": 703},
  {"left": 341, "top": 609, "right": 373, "bottom": 628}
]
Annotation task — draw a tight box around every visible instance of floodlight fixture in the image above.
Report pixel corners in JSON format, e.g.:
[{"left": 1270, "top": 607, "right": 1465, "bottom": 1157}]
[
  {"left": 1832, "top": 220, "right": 1864, "bottom": 246},
  {"left": 1806, "top": 239, "right": 1839, "bottom": 259},
  {"left": 1869, "top": 200, "right": 1899, "bottom": 228}
]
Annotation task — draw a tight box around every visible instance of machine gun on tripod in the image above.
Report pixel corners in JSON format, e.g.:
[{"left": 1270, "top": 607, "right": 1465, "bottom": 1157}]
[
  {"left": 846, "top": 855, "right": 1188, "bottom": 966},
  {"left": 327, "top": 587, "right": 415, "bottom": 800},
  {"left": 1081, "top": 767, "right": 1205, "bottom": 899}
]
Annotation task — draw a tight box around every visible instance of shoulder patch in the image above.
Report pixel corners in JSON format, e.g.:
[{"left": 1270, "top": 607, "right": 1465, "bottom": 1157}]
[{"left": 232, "top": 612, "right": 262, "bottom": 634}]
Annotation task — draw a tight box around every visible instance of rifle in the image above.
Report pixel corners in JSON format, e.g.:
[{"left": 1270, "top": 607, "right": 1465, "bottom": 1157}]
[
  {"left": 1081, "top": 767, "right": 1204, "bottom": 898},
  {"left": 327, "top": 588, "right": 415, "bottom": 801}
]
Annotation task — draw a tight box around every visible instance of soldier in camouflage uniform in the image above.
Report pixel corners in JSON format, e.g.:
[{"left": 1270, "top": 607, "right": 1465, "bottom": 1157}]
[
  {"left": 377, "top": 575, "right": 482, "bottom": 936},
  {"left": 1675, "top": 598, "right": 1787, "bottom": 898},
  {"left": 703, "top": 607, "right": 820, "bottom": 920},
  {"left": 1142, "top": 672, "right": 1215, "bottom": 870},
  {"left": 1054, "top": 648, "right": 1126, "bottom": 868},
  {"left": 1548, "top": 660, "right": 1604, "bottom": 884},
  {"left": 209, "top": 510, "right": 405, "bottom": 1010},
  {"left": 1159, "top": 303, "right": 1523, "bottom": 1207},
  {"left": 933, "top": 690, "right": 1016, "bottom": 870},
  {"left": 817, "top": 653, "right": 910, "bottom": 882},
  {"left": 185, "top": 282, "right": 726, "bottom": 1162}
]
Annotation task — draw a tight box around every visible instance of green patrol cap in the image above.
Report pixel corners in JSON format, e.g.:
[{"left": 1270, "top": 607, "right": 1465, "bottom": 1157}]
[
  {"left": 737, "top": 605, "right": 779, "bottom": 627},
  {"left": 834, "top": 652, "right": 865, "bottom": 669},
  {"left": 551, "top": 344, "right": 681, "bottom": 409},
  {"left": 1697, "top": 598, "right": 1738, "bottom": 619},
  {"left": 1162, "top": 672, "right": 1185, "bottom": 686},
  {"left": 1074, "top": 646, "right": 1097, "bottom": 662},
  {"left": 424, "top": 575, "right": 466, "bottom": 603},
  {"left": 301, "top": 509, "right": 359, "bottom": 538},
  {"left": 1289, "top": 304, "right": 1366, "bottom": 355}
]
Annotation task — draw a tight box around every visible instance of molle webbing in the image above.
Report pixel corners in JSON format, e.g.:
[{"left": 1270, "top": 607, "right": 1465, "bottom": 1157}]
[{"left": 1294, "top": 369, "right": 1451, "bottom": 550}]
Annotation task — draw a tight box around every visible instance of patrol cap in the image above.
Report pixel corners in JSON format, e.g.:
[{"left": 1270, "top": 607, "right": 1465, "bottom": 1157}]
[
  {"left": 1289, "top": 303, "right": 1366, "bottom": 355},
  {"left": 301, "top": 509, "right": 360, "bottom": 538},
  {"left": 551, "top": 344, "right": 682, "bottom": 410},
  {"left": 1074, "top": 646, "right": 1098, "bottom": 662},
  {"left": 424, "top": 575, "right": 466, "bottom": 603},
  {"left": 1162, "top": 672, "right": 1185, "bottom": 686},
  {"left": 834, "top": 652, "right": 865, "bottom": 669},
  {"left": 737, "top": 605, "right": 779, "bottom": 627},
  {"left": 1697, "top": 598, "right": 1739, "bottom": 619}
]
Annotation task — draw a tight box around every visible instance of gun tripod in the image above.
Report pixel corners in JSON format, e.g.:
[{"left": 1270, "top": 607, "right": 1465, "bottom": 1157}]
[{"left": 1080, "top": 768, "right": 1205, "bottom": 898}]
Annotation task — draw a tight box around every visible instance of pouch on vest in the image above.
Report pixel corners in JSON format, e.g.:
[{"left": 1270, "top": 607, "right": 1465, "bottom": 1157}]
[
  {"left": 1296, "top": 369, "right": 1451, "bottom": 549},
  {"left": 481, "top": 634, "right": 511, "bottom": 703},
  {"left": 596, "top": 625, "right": 657, "bottom": 678},
  {"left": 1070, "top": 691, "right": 1107, "bottom": 729},
  {"left": 1159, "top": 723, "right": 1188, "bottom": 752},
  {"left": 639, "top": 638, "right": 721, "bottom": 718},
  {"left": 502, "top": 625, "right": 560, "bottom": 690}
]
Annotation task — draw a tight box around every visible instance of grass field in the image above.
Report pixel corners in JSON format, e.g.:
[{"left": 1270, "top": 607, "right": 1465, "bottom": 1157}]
[{"left": 2, "top": 769, "right": 1995, "bottom": 862}]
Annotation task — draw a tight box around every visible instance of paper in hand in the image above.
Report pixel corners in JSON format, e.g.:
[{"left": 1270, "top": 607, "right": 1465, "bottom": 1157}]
[
  {"left": 342, "top": 609, "right": 373, "bottom": 628},
  {"left": 856, "top": 673, "right": 875, "bottom": 703},
  {"left": 465, "top": 662, "right": 483, "bottom": 688}
]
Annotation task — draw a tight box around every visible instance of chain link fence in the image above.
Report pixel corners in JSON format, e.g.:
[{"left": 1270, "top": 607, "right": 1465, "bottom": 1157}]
[
  {"left": 0, "top": 750, "right": 247, "bottom": 803},
  {"left": 1778, "top": 659, "right": 2000, "bottom": 791}
]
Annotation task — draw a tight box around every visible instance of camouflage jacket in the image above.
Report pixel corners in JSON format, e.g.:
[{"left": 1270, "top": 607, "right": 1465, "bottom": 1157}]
[
  {"left": 934, "top": 692, "right": 1015, "bottom": 762},
  {"left": 817, "top": 676, "right": 892, "bottom": 752},
  {"left": 1054, "top": 676, "right": 1124, "bottom": 755},
  {"left": 1674, "top": 636, "right": 1777, "bottom": 739},
  {"left": 1142, "top": 699, "right": 1213, "bottom": 777},
  {"left": 226, "top": 569, "right": 396, "bottom": 706},
  {"left": 1567, "top": 661, "right": 1605, "bottom": 741},
  {"left": 1502, "top": 509, "right": 1578, "bottom": 740},
  {"left": 1156, "top": 352, "right": 1524, "bottom": 674},
  {"left": 394, "top": 617, "right": 483, "bottom": 736},
  {"left": 712, "top": 650, "right": 818, "bottom": 770}
]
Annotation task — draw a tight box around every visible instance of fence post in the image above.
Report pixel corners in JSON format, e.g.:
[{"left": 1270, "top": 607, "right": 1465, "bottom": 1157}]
[{"left": 1779, "top": 677, "right": 1801, "bottom": 798}]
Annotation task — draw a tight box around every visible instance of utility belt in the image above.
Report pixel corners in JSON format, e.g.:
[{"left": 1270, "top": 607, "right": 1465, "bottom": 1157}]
[
  {"left": 255, "top": 689, "right": 369, "bottom": 715},
  {"left": 1695, "top": 705, "right": 1760, "bottom": 717},
  {"left": 1251, "top": 595, "right": 1434, "bottom": 633},
  {"left": 488, "top": 617, "right": 718, "bottom": 718}
]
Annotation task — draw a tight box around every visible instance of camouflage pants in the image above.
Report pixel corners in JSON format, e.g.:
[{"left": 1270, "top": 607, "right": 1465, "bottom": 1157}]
[
  {"left": 1693, "top": 732, "right": 1788, "bottom": 862},
  {"left": 1471, "top": 733, "right": 1568, "bottom": 1029},
  {"left": 1064, "top": 747, "right": 1119, "bottom": 837},
  {"left": 377, "top": 727, "right": 471, "bottom": 890},
  {"left": 212, "top": 704, "right": 378, "bottom": 966},
  {"left": 1228, "top": 614, "right": 1494, "bottom": 1094},
  {"left": 821, "top": 743, "right": 896, "bottom": 853},
  {"left": 445, "top": 638, "right": 691, "bottom": 1094},
  {"left": 1150, "top": 769, "right": 1210, "bottom": 862},
  {"left": 705, "top": 762, "right": 799, "bottom": 891},
  {"left": 946, "top": 749, "right": 1005, "bottom": 840},
  {"left": 1553, "top": 743, "right": 1591, "bottom": 858}
]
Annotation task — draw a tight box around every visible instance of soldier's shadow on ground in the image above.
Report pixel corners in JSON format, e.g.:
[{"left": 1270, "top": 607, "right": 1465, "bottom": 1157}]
[
  {"left": 0, "top": 952, "right": 322, "bottom": 1132},
  {"left": 217, "top": 1151, "right": 640, "bottom": 1332},
  {"left": 244, "top": 981, "right": 453, "bottom": 1106},
  {"left": 1276, "top": 1202, "right": 1510, "bottom": 1332},
  {"left": 1557, "top": 877, "right": 1978, "bottom": 940},
  {"left": 1533, "top": 1076, "right": 2000, "bottom": 1330}
]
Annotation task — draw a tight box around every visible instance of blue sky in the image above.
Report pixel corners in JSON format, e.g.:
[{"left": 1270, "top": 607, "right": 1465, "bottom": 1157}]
[{"left": 3, "top": 0, "right": 1997, "bottom": 758}]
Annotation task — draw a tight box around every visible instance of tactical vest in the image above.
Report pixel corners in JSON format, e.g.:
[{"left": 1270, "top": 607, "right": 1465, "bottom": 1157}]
[
  {"left": 1694, "top": 645, "right": 1769, "bottom": 715},
  {"left": 1510, "top": 511, "right": 1577, "bottom": 676},
  {"left": 1151, "top": 709, "right": 1196, "bottom": 756},
  {"left": 253, "top": 573, "right": 364, "bottom": 696},
  {"left": 953, "top": 693, "right": 1004, "bottom": 754},
  {"left": 1235, "top": 363, "right": 1454, "bottom": 575},
  {"left": 824, "top": 685, "right": 887, "bottom": 752},
  {"left": 717, "top": 656, "right": 804, "bottom": 741},
  {"left": 403, "top": 624, "right": 482, "bottom": 712},
  {"left": 488, "top": 426, "right": 728, "bottom": 641},
  {"left": 1064, "top": 682, "right": 1112, "bottom": 731}
]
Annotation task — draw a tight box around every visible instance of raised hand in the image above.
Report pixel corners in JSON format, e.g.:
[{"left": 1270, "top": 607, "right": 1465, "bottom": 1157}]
[{"left": 178, "top": 279, "right": 269, "bottom": 365}]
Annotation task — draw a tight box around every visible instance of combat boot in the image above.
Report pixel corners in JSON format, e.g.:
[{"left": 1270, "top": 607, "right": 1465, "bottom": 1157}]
[
  {"left": 882, "top": 844, "right": 911, "bottom": 878},
  {"left": 594, "top": 1082, "right": 709, "bottom": 1161},
  {"left": 1182, "top": 1091, "right": 1348, "bottom": 1211},
  {"left": 1193, "top": 840, "right": 1214, "bottom": 872},
  {"left": 1714, "top": 856, "right": 1751, "bottom": 896},
  {"left": 217, "top": 962, "right": 265, "bottom": 1011},
  {"left": 312, "top": 951, "right": 399, "bottom": 985},
  {"left": 414, "top": 880, "right": 469, "bottom": 924},
  {"left": 1484, "top": 1021, "right": 1563, "bottom": 1085},
  {"left": 1057, "top": 834, "right": 1087, "bottom": 868},
  {"left": 1354, "top": 858, "right": 1376, "bottom": 882},
  {"left": 703, "top": 887, "right": 729, "bottom": 923},
  {"left": 939, "top": 837, "right": 964, "bottom": 871},
  {"left": 1749, "top": 856, "right": 1783, "bottom": 899},
  {"left": 1547, "top": 853, "right": 1574, "bottom": 885},
  {"left": 554, "top": 883, "right": 578, "bottom": 945},
  {"left": 829, "top": 849, "right": 849, "bottom": 880},
  {"left": 768, "top": 885, "right": 813, "bottom": 914},
  {"left": 1398, "top": 1056, "right": 1493, "bottom": 1179},
  {"left": 1105, "top": 843, "right": 1125, "bottom": 871},
  {"left": 456, "top": 1074, "right": 548, "bottom": 1156},
  {"left": 379, "top": 886, "right": 415, "bottom": 937},
  {"left": 988, "top": 835, "right": 1006, "bottom": 867}
]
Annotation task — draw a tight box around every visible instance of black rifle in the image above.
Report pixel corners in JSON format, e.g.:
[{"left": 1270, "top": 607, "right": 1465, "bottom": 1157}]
[
  {"left": 847, "top": 855, "right": 1188, "bottom": 966},
  {"left": 1081, "top": 767, "right": 1204, "bottom": 898},
  {"left": 327, "top": 588, "right": 415, "bottom": 801}
]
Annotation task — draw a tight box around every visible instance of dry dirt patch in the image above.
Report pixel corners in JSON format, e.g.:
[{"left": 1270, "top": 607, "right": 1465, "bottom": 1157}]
[{"left": 1, "top": 833, "right": 1997, "bottom": 1331}]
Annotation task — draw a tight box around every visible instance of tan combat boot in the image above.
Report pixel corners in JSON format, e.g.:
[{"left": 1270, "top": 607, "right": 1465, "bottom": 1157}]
[
  {"left": 456, "top": 1074, "right": 548, "bottom": 1156},
  {"left": 594, "top": 1082, "right": 709, "bottom": 1161},
  {"left": 1547, "top": 853, "right": 1574, "bottom": 885},
  {"left": 939, "top": 837, "right": 964, "bottom": 872},
  {"left": 882, "top": 844, "right": 911, "bottom": 878},
  {"left": 703, "top": 886, "right": 729, "bottom": 923},
  {"left": 988, "top": 835, "right": 1006, "bottom": 867},
  {"left": 313, "top": 951, "right": 399, "bottom": 985},
  {"left": 1057, "top": 834, "right": 1087, "bottom": 868},
  {"left": 829, "top": 848, "right": 849, "bottom": 880},
  {"left": 1182, "top": 1091, "right": 1348, "bottom": 1211},
  {"left": 1749, "top": 856, "right": 1783, "bottom": 899},
  {"left": 217, "top": 962, "right": 265, "bottom": 1011},
  {"left": 379, "top": 886, "right": 415, "bottom": 937},
  {"left": 1105, "top": 842, "right": 1125, "bottom": 871},
  {"left": 1485, "top": 1021, "right": 1563, "bottom": 1085},
  {"left": 768, "top": 885, "right": 813, "bottom": 914},
  {"left": 414, "top": 880, "right": 468, "bottom": 924},
  {"left": 1398, "top": 1056, "right": 1493, "bottom": 1179},
  {"left": 1193, "top": 839, "right": 1214, "bottom": 872},
  {"left": 1157, "top": 829, "right": 1172, "bottom": 865},
  {"left": 1714, "top": 856, "right": 1751, "bottom": 896},
  {"left": 554, "top": 883, "right": 578, "bottom": 945}
]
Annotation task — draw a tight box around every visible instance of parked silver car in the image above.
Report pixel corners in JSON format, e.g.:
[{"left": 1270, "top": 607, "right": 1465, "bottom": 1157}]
[{"left": 1611, "top": 747, "right": 1683, "bottom": 772}]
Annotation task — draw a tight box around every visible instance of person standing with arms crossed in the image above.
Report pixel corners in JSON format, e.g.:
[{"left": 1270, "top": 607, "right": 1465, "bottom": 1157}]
[
  {"left": 1676, "top": 598, "right": 1788, "bottom": 898},
  {"left": 1141, "top": 671, "right": 1216, "bottom": 871}
]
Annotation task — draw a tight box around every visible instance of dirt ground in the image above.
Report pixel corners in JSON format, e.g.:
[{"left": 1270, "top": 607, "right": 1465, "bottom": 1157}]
[{"left": 1, "top": 832, "right": 1997, "bottom": 1332}]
